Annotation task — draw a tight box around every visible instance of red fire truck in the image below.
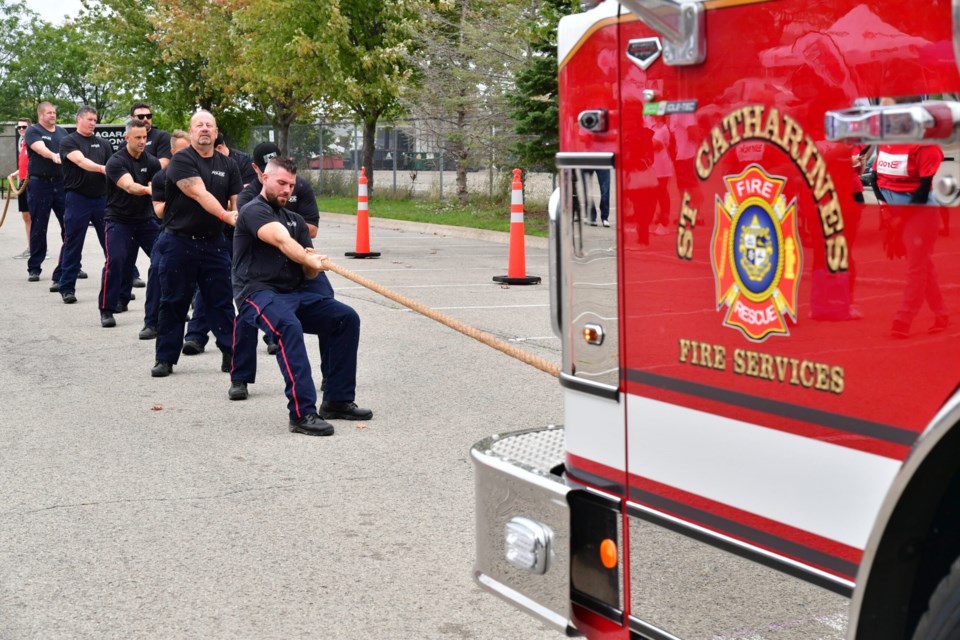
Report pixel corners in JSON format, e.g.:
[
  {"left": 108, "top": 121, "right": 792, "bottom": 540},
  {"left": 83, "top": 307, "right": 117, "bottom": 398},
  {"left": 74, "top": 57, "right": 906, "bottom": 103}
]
[{"left": 473, "top": 1, "right": 960, "bottom": 638}]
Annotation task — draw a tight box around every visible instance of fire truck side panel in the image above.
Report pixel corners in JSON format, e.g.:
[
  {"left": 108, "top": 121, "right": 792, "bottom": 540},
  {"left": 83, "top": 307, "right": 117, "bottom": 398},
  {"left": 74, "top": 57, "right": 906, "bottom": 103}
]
[{"left": 563, "top": 0, "right": 960, "bottom": 639}]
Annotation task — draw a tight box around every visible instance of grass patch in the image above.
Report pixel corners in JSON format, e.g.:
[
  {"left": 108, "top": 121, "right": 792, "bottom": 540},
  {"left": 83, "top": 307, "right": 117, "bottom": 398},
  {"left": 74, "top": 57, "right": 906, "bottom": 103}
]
[{"left": 316, "top": 195, "right": 549, "bottom": 237}]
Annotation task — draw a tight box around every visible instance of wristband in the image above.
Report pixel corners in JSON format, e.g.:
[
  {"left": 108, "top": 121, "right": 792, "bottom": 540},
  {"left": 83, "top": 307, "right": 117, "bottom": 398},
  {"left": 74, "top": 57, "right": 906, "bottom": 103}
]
[{"left": 219, "top": 212, "right": 224, "bottom": 222}]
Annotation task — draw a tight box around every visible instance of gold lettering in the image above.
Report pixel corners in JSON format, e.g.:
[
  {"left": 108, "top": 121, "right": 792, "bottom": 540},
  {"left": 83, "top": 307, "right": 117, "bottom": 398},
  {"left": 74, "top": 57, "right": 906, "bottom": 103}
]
[
  {"left": 761, "top": 107, "right": 781, "bottom": 141},
  {"left": 814, "top": 363, "right": 832, "bottom": 391},
  {"left": 679, "top": 339, "right": 691, "bottom": 363},
  {"left": 779, "top": 114, "right": 804, "bottom": 160},
  {"left": 826, "top": 235, "right": 849, "bottom": 272},
  {"left": 711, "top": 126, "right": 729, "bottom": 165},
  {"left": 831, "top": 366, "right": 845, "bottom": 394},
  {"left": 800, "top": 361, "right": 816, "bottom": 388},
  {"left": 746, "top": 351, "right": 760, "bottom": 377},
  {"left": 807, "top": 155, "right": 835, "bottom": 201},
  {"left": 819, "top": 194, "right": 845, "bottom": 236},
  {"left": 797, "top": 135, "right": 818, "bottom": 175},
  {"left": 741, "top": 105, "right": 765, "bottom": 138},
  {"left": 714, "top": 345, "right": 726, "bottom": 370},
  {"left": 677, "top": 193, "right": 697, "bottom": 260},
  {"left": 759, "top": 353, "right": 774, "bottom": 380},
  {"left": 774, "top": 356, "right": 790, "bottom": 382},
  {"left": 733, "top": 349, "right": 745, "bottom": 374},
  {"left": 722, "top": 110, "right": 743, "bottom": 145},
  {"left": 695, "top": 140, "right": 713, "bottom": 179},
  {"left": 788, "top": 358, "right": 801, "bottom": 385}
]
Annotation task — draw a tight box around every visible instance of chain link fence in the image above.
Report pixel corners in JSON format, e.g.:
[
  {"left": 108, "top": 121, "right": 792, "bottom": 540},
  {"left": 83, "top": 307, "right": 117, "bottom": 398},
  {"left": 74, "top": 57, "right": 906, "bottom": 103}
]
[{"left": 248, "top": 121, "right": 555, "bottom": 204}]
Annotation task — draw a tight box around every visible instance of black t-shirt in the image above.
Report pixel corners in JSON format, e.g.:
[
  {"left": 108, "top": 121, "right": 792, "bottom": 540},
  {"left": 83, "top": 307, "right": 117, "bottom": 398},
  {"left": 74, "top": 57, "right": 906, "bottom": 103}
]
[
  {"left": 164, "top": 146, "right": 242, "bottom": 237},
  {"left": 105, "top": 147, "right": 162, "bottom": 223},
  {"left": 145, "top": 128, "right": 172, "bottom": 162},
  {"left": 150, "top": 167, "right": 169, "bottom": 227},
  {"left": 60, "top": 132, "right": 113, "bottom": 197},
  {"left": 228, "top": 148, "right": 257, "bottom": 185},
  {"left": 237, "top": 176, "right": 319, "bottom": 227},
  {"left": 233, "top": 196, "right": 312, "bottom": 305},
  {"left": 25, "top": 124, "right": 68, "bottom": 179}
]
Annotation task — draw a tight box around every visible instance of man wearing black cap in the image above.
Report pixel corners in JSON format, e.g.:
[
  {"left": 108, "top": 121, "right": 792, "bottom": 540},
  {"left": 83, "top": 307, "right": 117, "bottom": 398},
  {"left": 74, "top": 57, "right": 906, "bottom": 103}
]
[
  {"left": 230, "top": 156, "right": 371, "bottom": 434},
  {"left": 228, "top": 142, "right": 330, "bottom": 397}
]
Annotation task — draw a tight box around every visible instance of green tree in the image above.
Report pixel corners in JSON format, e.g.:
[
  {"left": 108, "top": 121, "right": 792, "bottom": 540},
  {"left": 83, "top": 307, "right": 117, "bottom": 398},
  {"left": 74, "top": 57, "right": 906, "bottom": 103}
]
[
  {"left": 326, "top": 0, "right": 420, "bottom": 193},
  {"left": 408, "top": 0, "right": 527, "bottom": 204},
  {"left": 508, "top": 0, "right": 577, "bottom": 173}
]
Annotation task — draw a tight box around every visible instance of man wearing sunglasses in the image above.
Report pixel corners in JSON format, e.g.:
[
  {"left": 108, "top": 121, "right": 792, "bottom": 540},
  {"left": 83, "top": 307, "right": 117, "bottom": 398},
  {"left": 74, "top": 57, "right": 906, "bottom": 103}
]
[
  {"left": 130, "top": 103, "right": 171, "bottom": 170},
  {"left": 23, "top": 102, "right": 67, "bottom": 283},
  {"left": 128, "top": 102, "right": 170, "bottom": 289}
]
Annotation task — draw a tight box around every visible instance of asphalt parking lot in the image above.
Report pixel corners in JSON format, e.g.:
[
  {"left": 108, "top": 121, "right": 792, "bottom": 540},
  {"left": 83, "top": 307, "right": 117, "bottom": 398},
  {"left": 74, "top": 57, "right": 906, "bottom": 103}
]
[{"left": 0, "top": 207, "right": 563, "bottom": 639}]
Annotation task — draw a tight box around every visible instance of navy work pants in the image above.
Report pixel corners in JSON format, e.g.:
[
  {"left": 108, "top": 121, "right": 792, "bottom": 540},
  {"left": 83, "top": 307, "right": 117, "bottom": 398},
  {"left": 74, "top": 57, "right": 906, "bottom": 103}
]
[
  {"left": 26, "top": 178, "right": 65, "bottom": 276},
  {"left": 56, "top": 192, "right": 106, "bottom": 294},
  {"left": 155, "top": 232, "right": 235, "bottom": 364},
  {"left": 232, "top": 287, "right": 359, "bottom": 420},
  {"left": 143, "top": 239, "right": 163, "bottom": 330},
  {"left": 100, "top": 218, "right": 160, "bottom": 313}
]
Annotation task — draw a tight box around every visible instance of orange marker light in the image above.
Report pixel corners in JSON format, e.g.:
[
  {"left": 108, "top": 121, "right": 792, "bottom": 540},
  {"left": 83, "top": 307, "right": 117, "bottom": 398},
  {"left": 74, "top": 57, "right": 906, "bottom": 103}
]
[{"left": 599, "top": 538, "right": 618, "bottom": 569}]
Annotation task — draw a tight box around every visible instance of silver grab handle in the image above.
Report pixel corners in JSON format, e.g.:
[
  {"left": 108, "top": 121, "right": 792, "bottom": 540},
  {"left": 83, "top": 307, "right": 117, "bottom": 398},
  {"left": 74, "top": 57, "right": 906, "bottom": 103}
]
[
  {"left": 825, "top": 101, "right": 960, "bottom": 144},
  {"left": 618, "top": 0, "right": 705, "bottom": 66}
]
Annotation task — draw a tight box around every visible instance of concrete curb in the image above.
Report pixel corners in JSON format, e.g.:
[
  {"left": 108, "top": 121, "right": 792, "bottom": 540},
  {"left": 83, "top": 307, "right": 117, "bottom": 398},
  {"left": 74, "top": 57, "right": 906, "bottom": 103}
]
[{"left": 318, "top": 211, "right": 550, "bottom": 250}]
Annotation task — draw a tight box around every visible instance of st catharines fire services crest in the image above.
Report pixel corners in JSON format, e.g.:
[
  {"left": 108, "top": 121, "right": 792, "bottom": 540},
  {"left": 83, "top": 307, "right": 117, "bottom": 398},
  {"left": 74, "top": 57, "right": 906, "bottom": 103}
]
[{"left": 711, "top": 165, "right": 802, "bottom": 341}]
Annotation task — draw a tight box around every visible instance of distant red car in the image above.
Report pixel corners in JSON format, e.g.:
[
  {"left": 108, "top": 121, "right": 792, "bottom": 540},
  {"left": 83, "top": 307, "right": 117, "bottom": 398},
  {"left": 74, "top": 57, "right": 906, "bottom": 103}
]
[{"left": 307, "top": 156, "right": 344, "bottom": 170}]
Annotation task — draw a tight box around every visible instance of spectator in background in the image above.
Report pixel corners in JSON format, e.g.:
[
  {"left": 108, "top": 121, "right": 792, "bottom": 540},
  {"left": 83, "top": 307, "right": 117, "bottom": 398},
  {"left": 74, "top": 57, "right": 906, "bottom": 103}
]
[{"left": 9, "top": 117, "right": 31, "bottom": 259}]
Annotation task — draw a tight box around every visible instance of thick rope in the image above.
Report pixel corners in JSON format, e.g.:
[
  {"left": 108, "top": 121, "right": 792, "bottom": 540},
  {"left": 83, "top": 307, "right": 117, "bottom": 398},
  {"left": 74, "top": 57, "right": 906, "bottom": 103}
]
[{"left": 325, "top": 260, "right": 560, "bottom": 378}]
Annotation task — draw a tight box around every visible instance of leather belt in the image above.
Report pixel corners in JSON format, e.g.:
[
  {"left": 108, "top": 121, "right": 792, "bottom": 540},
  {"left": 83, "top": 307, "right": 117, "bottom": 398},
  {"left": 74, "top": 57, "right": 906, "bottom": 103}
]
[{"left": 164, "top": 228, "right": 216, "bottom": 240}]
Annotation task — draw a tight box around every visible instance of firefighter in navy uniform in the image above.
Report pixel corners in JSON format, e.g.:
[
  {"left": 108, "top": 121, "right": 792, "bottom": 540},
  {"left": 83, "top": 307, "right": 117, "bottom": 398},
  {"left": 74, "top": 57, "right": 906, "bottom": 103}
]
[
  {"left": 231, "top": 156, "right": 371, "bottom": 434},
  {"left": 99, "top": 119, "right": 162, "bottom": 328},
  {"left": 151, "top": 110, "right": 241, "bottom": 377},
  {"left": 236, "top": 142, "right": 328, "bottom": 358},
  {"left": 139, "top": 130, "right": 191, "bottom": 340},
  {"left": 24, "top": 101, "right": 67, "bottom": 282},
  {"left": 54, "top": 105, "right": 112, "bottom": 303}
]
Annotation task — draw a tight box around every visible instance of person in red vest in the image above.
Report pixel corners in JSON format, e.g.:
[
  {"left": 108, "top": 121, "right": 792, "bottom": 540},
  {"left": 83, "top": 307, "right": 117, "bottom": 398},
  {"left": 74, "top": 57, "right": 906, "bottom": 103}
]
[
  {"left": 873, "top": 96, "right": 948, "bottom": 338},
  {"left": 8, "top": 117, "right": 31, "bottom": 258}
]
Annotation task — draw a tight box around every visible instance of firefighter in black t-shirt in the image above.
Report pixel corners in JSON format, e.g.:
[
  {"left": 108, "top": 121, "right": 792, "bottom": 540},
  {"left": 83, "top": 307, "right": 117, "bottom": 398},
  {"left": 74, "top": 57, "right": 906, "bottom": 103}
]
[
  {"left": 230, "top": 156, "right": 372, "bottom": 435},
  {"left": 54, "top": 106, "right": 112, "bottom": 303},
  {"left": 24, "top": 101, "right": 67, "bottom": 281},
  {"left": 151, "top": 110, "right": 241, "bottom": 378},
  {"left": 98, "top": 119, "right": 161, "bottom": 328},
  {"left": 139, "top": 130, "right": 191, "bottom": 341}
]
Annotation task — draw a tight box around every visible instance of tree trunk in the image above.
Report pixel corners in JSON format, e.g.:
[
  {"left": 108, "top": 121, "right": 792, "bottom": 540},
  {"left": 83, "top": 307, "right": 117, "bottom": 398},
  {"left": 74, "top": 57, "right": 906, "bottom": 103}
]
[
  {"left": 362, "top": 116, "right": 378, "bottom": 196},
  {"left": 455, "top": 101, "right": 469, "bottom": 206}
]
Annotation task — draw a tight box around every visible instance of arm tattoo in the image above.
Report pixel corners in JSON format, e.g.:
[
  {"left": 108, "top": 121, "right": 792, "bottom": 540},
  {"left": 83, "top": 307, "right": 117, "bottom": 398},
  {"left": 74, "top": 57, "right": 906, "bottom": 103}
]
[{"left": 177, "top": 176, "right": 202, "bottom": 191}]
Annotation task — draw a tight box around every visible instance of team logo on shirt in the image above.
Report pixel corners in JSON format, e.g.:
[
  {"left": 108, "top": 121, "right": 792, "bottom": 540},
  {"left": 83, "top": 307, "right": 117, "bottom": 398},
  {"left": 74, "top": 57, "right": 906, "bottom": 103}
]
[{"left": 711, "top": 164, "right": 801, "bottom": 341}]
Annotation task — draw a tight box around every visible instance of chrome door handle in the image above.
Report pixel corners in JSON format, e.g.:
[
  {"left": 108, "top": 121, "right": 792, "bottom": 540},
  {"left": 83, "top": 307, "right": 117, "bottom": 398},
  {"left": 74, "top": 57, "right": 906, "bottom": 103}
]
[{"left": 825, "top": 101, "right": 960, "bottom": 144}]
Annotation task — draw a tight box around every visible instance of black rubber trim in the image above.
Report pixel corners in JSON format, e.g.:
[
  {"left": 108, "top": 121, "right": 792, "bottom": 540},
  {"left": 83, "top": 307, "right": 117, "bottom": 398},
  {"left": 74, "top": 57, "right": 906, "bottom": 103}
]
[
  {"left": 559, "top": 372, "right": 620, "bottom": 400},
  {"left": 565, "top": 462, "right": 626, "bottom": 494},
  {"left": 629, "top": 618, "right": 683, "bottom": 640},
  {"left": 571, "top": 591, "right": 624, "bottom": 626},
  {"left": 627, "top": 369, "right": 917, "bottom": 446},
  {"left": 627, "top": 499, "right": 855, "bottom": 595}
]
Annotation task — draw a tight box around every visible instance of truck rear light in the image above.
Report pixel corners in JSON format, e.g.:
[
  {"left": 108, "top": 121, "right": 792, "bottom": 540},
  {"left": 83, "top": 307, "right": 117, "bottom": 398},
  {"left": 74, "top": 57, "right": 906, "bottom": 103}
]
[
  {"left": 505, "top": 516, "right": 553, "bottom": 574},
  {"left": 569, "top": 489, "right": 624, "bottom": 623}
]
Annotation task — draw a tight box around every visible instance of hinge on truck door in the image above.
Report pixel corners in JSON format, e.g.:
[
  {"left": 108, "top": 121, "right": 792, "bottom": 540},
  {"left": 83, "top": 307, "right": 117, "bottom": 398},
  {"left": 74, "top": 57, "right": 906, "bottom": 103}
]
[{"left": 619, "top": 0, "right": 705, "bottom": 66}]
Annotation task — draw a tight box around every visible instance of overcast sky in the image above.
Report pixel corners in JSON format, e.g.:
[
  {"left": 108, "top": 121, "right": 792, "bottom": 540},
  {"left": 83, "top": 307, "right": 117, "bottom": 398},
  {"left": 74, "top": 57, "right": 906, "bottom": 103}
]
[{"left": 24, "top": 0, "right": 91, "bottom": 24}]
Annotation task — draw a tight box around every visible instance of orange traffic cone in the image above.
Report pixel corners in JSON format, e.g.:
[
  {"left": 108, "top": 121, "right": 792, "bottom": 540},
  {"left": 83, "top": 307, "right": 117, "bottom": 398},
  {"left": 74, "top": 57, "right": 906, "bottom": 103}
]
[
  {"left": 345, "top": 167, "right": 381, "bottom": 259},
  {"left": 493, "top": 168, "right": 540, "bottom": 285}
]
